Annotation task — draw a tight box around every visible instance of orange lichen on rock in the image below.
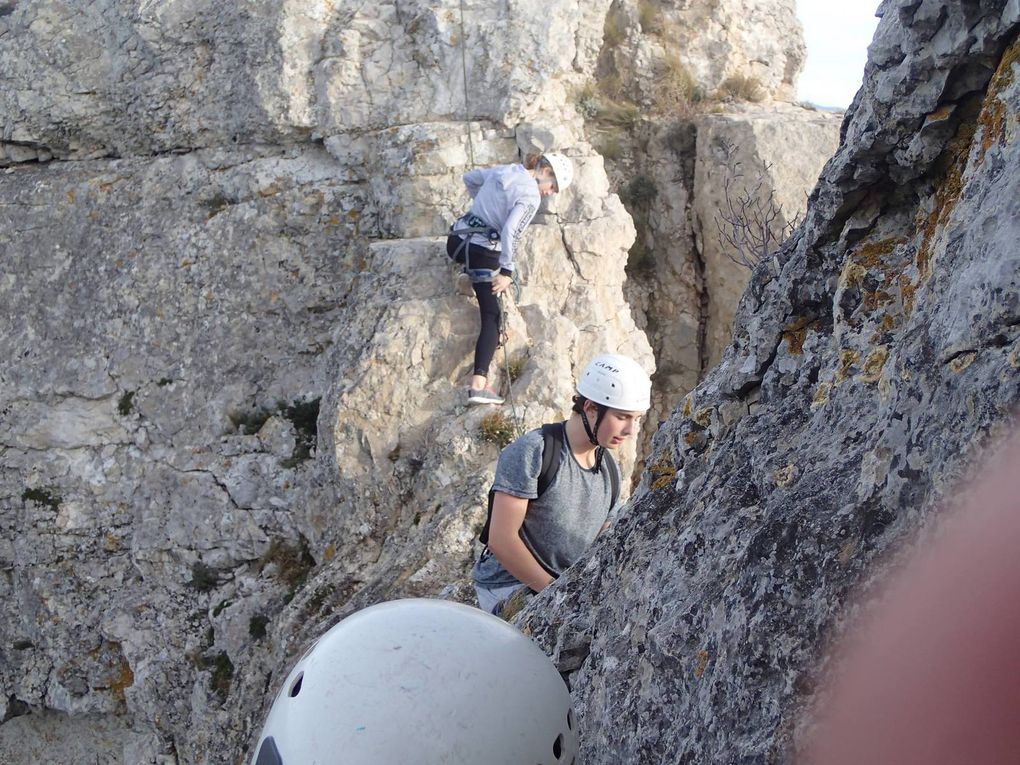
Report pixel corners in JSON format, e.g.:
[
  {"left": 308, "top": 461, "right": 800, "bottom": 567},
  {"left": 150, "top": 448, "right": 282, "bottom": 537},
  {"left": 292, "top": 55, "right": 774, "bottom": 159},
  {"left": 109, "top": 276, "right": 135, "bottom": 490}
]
[
  {"left": 782, "top": 317, "right": 818, "bottom": 355},
  {"left": 850, "top": 238, "right": 901, "bottom": 269},
  {"left": 649, "top": 451, "right": 678, "bottom": 490},
  {"left": 836, "top": 349, "right": 860, "bottom": 383},
  {"left": 976, "top": 36, "right": 1019, "bottom": 166},
  {"left": 694, "top": 649, "right": 710, "bottom": 679},
  {"left": 858, "top": 346, "right": 889, "bottom": 384}
]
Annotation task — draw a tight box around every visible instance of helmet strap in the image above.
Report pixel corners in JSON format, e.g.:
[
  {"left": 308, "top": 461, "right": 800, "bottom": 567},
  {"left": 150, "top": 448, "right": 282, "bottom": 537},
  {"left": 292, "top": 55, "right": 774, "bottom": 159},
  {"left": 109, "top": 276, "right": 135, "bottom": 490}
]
[{"left": 579, "top": 404, "right": 607, "bottom": 473}]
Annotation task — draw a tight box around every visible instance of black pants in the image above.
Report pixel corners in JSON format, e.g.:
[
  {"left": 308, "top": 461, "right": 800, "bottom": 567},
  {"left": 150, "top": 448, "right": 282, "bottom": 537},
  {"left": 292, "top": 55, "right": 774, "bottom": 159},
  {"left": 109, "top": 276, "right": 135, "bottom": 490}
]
[{"left": 447, "top": 235, "right": 501, "bottom": 378}]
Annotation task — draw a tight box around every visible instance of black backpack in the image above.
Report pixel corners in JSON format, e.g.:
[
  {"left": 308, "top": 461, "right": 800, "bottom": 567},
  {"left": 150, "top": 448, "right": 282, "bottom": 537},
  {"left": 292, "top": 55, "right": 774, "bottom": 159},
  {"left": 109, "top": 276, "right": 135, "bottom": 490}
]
[{"left": 479, "top": 422, "right": 620, "bottom": 545}]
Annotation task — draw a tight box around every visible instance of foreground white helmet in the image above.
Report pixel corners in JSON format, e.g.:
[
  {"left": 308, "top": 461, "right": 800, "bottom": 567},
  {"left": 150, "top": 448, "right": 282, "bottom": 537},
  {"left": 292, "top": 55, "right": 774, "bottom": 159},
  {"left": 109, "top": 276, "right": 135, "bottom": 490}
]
[
  {"left": 577, "top": 353, "right": 651, "bottom": 411},
  {"left": 541, "top": 152, "right": 574, "bottom": 192},
  {"left": 251, "top": 599, "right": 578, "bottom": 765}
]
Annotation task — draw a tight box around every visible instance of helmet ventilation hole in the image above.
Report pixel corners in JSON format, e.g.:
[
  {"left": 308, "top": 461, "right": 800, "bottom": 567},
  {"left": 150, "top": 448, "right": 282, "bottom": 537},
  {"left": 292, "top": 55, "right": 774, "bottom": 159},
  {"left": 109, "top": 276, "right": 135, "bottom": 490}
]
[
  {"left": 553, "top": 733, "right": 563, "bottom": 759},
  {"left": 288, "top": 673, "right": 304, "bottom": 697},
  {"left": 567, "top": 709, "right": 574, "bottom": 730}
]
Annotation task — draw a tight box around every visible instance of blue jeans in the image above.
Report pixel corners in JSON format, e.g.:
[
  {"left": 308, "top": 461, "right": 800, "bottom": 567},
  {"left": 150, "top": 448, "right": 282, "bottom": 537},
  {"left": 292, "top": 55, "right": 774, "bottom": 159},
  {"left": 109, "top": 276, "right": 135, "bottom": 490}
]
[{"left": 474, "top": 582, "right": 523, "bottom": 615}]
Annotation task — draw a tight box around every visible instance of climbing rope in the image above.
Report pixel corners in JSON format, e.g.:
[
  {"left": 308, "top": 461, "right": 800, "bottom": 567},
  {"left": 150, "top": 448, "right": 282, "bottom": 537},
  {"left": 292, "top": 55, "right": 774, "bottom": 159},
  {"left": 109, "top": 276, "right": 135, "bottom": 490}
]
[
  {"left": 497, "top": 289, "right": 525, "bottom": 439},
  {"left": 457, "top": 0, "right": 476, "bottom": 168}
]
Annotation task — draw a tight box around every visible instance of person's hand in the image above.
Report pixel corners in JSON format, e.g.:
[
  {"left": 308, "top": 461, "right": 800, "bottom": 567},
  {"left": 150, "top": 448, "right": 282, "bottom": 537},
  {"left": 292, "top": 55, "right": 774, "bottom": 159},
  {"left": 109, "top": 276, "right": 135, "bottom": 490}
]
[{"left": 491, "top": 273, "right": 512, "bottom": 295}]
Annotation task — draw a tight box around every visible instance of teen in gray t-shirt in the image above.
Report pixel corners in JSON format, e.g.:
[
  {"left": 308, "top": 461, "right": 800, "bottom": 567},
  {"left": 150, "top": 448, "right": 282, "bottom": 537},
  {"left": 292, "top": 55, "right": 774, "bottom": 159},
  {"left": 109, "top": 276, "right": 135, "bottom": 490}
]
[
  {"left": 473, "top": 426, "right": 620, "bottom": 588},
  {"left": 472, "top": 353, "right": 652, "bottom": 613}
]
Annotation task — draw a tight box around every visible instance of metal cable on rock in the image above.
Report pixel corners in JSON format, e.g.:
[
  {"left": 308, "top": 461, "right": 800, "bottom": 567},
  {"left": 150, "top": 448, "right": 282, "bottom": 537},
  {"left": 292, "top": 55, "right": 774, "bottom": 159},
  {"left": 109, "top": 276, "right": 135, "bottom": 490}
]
[
  {"left": 458, "top": 0, "right": 476, "bottom": 168},
  {"left": 497, "top": 288, "right": 525, "bottom": 439}
]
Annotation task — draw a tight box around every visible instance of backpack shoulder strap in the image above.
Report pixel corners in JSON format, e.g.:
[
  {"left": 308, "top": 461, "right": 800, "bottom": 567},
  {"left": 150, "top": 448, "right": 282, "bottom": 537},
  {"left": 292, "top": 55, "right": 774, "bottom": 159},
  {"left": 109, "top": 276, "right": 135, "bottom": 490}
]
[
  {"left": 536, "top": 422, "right": 565, "bottom": 497},
  {"left": 603, "top": 449, "right": 620, "bottom": 509},
  {"left": 479, "top": 422, "right": 565, "bottom": 545}
]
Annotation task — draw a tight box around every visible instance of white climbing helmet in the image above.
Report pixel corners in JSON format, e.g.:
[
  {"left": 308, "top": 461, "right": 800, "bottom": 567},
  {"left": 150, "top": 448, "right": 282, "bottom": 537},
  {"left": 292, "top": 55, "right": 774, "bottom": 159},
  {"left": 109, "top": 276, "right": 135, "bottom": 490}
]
[
  {"left": 251, "top": 599, "right": 579, "bottom": 765},
  {"left": 577, "top": 353, "right": 651, "bottom": 412},
  {"left": 541, "top": 152, "right": 574, "bottom": 192}
]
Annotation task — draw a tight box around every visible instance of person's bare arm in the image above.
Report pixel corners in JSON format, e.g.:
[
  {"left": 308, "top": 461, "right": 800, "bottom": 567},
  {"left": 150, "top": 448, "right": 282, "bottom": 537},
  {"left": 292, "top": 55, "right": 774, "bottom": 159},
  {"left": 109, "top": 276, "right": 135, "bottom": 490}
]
[{"left": 487, "top": 491, "right": 555, "bottom": 592}]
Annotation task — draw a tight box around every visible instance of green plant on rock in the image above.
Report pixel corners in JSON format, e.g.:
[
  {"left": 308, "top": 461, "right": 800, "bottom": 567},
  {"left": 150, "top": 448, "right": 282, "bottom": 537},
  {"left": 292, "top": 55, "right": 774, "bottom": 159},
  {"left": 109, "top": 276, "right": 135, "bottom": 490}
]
[
  {"left": 202, "top": 651, "right": 234, "bottom": 703},
  {"left": 280, "top": 397, "right": 321, "bottom": 463},
  {"left": 229, "top": 406, "right": 275, "bottom": 436},
  {"left": 620, "top": 174, "right": 658, "bottom": 210},
  {"left": 117, "top": 390, "right": 136, "bottom": 416},
  {"left": 507, "top": 354, "right": 527, "bottom": 383},
  {"left": 21, "top": 487, "right": 61, "bottom": 512},
  {"left": 479, "top": 412, "right": 516, "bottom": 448},
  {"left": 230, "top": 397, "right": 321, "bottom": 466},
  {"left": 598, "top": 98, "right": 640, "bottom": 128},
  {"left": 626, "top": 240, "right": 656, "bottom": 276},
  {"left": 249, "top": 614, "right": 269, "bottom": 641},
  {"left": 189, "top": 561, "right": 222, "bottom": 592},
  {"left": 576, "top": 82, "right": 601, "bottom": 120}
]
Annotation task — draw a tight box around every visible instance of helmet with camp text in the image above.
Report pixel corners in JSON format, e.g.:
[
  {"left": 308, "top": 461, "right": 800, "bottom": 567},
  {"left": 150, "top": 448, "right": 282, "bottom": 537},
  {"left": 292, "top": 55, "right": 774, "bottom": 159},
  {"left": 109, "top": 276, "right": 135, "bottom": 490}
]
[
  {"left": 577, "top": 353, "right": 651, "bottom": 412},
  {"left": 251, "top": 599, "right": 578, "bottom": 765}
]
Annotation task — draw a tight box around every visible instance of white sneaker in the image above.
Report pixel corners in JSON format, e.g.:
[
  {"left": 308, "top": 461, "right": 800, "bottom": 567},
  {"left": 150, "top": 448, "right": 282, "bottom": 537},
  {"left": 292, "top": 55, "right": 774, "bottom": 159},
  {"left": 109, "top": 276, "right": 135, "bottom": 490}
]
[{"left": 467, "top": 387, "right": 504, "bottom": 405}]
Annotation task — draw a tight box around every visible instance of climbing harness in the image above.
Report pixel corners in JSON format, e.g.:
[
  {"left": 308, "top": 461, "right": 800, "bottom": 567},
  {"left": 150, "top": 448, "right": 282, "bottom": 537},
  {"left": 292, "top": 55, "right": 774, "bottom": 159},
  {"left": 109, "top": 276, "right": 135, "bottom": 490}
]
[{"left": 450, "top": 215, "right": 501, "bottom": 284}]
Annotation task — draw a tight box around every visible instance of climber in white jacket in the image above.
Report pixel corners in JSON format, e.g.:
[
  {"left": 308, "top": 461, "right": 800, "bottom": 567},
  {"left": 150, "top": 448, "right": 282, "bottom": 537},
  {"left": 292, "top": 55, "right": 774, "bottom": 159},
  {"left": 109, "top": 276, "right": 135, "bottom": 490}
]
[{"left": 447, "top": 152, "right": 573, "bottom": 406}]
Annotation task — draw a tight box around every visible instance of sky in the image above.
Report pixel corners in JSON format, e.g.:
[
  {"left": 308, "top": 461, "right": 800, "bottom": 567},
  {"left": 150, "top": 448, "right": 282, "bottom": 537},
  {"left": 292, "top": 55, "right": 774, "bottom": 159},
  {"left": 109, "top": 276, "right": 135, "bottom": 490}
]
[{"left": 796, "top": 0, "right": 882, "bottom": 108}]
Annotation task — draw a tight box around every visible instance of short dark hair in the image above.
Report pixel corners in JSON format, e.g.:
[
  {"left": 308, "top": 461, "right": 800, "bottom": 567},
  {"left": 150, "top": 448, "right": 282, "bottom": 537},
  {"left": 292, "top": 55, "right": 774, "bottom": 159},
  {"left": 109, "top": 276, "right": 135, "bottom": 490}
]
[{"left": 572, "top": 394, "right": 606, "bottom": 416}]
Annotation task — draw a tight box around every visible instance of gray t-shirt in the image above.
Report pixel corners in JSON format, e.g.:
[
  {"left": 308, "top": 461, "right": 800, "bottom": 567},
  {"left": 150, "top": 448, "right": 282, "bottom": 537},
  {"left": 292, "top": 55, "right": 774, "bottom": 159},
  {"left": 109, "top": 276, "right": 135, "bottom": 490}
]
[{"left": 473, "top": 425, "right": 619, "bottom": 588}]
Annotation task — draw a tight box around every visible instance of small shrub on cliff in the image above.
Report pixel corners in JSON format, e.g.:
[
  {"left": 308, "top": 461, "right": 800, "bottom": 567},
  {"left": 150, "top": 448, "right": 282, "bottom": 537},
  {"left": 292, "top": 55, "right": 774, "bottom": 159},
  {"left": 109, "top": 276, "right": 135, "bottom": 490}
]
[
  {"left": 21, "top": 487, "right": 61, "bottom": 512},
  {"left": 620, "top": 174, "right": 658, "bottom": 210},
  {"left": 603, "top": 7, "right": 627, "bottom": 47},
  {"left": 638, "top": 0, "right": 661, "bottom": 34},
  {"left": 117, "top": 390, "right": 135, "bottom": 416},
  {"left": 260, "top": 538, "right": 316, "bottom": 597},
  {"left": 594, "top": 130, "right": 625, "bottom": 160},
  {"left": 507, "top": 354, "right": 527, "bottom": 383},
  {"left": 627, "top": 240, "right": 656, "bottom": 275},
  {"left": 654, "top": 53, "right": 702, "bottom": 113},
  {"left": 717, "top": 74, "right": 765, "bottom": 102},
  {"left": 248, "top": 614, "right": 269, "bottom": 641},
  {"left": 479, "top": 412, "right": 515, "bottom": 448},
  {"left": 280, "top": 397, "right": 321, "bottom": 464},
  {"left": 230, "top": 397, "right": 320, "bottom": 466},
  {"left": 598, "top": 98, "right": 641, "bottom": 128},
  {"left": 189, "top": 561, "right": 222, "bottom": 592},
  {"left": 229, "top": 406, "right": 274, "bottom": 436},
  {"left": 713, "top": 142, "right": 799, "bottom": 269},
  {"left": 203, "top": 651, "right": 234, "bottom": 703},
  {"left": 576, "top": 82, "right": 600, "bottom": 120}
]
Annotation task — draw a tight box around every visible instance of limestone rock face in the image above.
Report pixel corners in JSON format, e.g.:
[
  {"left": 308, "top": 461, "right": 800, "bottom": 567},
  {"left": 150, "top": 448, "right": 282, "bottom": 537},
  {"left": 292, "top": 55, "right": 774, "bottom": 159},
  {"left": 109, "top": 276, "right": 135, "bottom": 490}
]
[
  {"left": 0, "top": 146, "right": 647, "bottom": 763},
  {"left": 0, "top": 0, "right": 599, "bottom": 159},
  {"left": 600, "top": 0, "right": 804, "bottom": 108},
  {"left": 0, "top": 1, "right": 655, "bottom": 761},
  {"left": 523, "top": 3, "right": 1020, "bottom": 763}
]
